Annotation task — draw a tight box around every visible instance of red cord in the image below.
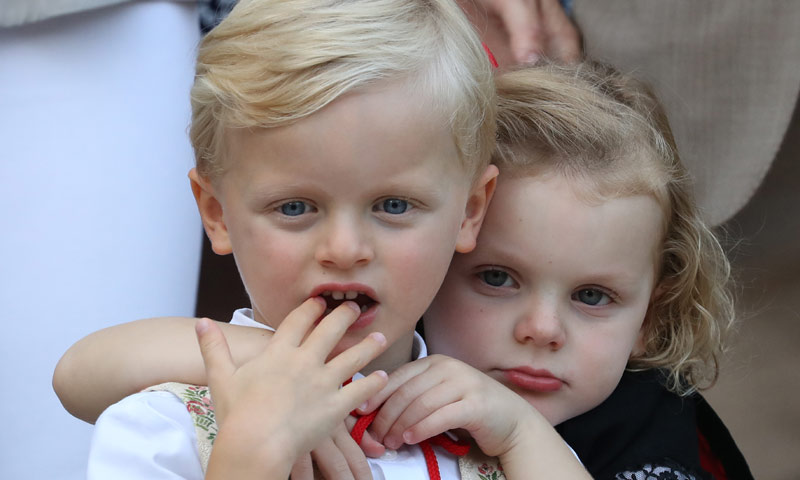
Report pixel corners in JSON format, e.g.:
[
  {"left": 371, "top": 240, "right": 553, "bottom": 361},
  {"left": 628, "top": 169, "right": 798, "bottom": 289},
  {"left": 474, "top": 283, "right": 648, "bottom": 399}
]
[
  {"left": 349, "top": 409, "right": 378, "bottom": 445},
  {"left": 348, "top": 409, "right": 471, "bottom": 479},
  {"left": 482, "top": 42, "right": 499, "bottom": 68}
]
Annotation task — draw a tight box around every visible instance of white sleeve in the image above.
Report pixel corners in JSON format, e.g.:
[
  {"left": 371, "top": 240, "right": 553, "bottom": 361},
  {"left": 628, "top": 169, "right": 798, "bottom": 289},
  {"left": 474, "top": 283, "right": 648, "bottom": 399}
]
[{"left": 87, "top": 391, "right": 205, "bottom": 480}]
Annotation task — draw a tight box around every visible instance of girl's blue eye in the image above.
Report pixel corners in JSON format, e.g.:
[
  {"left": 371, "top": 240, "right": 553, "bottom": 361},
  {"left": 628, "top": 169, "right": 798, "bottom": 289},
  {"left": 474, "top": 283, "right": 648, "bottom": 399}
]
[
  {"left": 378, "top": 198, "right": 409, "bottom": 215},
  {"left": 479, "top": 269, "right": 513, "bottom": 287},
  {"left": 279, "top": 201, "right": 308, "bottom": 216},
  {"left": 573, "top": 288, "right": 611, "bottom": 306}
]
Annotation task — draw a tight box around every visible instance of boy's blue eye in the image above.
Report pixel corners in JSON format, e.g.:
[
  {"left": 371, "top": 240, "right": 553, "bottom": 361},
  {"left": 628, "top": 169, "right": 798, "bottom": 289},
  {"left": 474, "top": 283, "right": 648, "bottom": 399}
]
[
  {"left": 480, "top": 269, "right": 513, "bottom": 287},
  {"left": 573, "top": 288, "right": 611, "bottom": 306},
  {"left": 279, "top": 201, "right": 309, "bottom": 216},
  {"left": 377, "top": 198, "right": 409, "bottom": 215}
]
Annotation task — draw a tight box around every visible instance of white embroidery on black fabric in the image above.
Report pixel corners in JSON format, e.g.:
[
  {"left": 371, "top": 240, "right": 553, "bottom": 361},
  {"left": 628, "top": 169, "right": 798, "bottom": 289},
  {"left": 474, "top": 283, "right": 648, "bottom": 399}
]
[{"left": 615, "top": 464, "right": 697, "bottom": 480}]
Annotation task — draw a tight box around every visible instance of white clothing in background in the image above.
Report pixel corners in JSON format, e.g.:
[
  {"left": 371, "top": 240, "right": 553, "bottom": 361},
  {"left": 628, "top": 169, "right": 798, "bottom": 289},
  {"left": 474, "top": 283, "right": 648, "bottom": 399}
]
[{"left": 0, "top": 3, "right": 201, "bottom": 479}]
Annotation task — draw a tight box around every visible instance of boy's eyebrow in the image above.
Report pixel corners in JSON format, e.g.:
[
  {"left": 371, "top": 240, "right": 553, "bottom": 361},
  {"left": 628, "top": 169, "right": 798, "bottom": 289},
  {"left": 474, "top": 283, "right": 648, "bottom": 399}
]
[{"left": 247, "top": 176, "right": 453, "bottom": 201}]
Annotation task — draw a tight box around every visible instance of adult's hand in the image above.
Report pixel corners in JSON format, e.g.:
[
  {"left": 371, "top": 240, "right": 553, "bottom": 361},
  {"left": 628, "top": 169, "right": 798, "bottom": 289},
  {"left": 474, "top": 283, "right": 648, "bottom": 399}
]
[{"left": 459, "top": 0, "right": 581, "bottom": 67}]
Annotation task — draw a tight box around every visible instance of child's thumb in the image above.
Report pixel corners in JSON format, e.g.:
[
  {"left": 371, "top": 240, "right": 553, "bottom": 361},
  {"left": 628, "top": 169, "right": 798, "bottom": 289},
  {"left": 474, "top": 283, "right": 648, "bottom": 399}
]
[{"left": 195, "top": 318, "right": 236, "bottom": 384}]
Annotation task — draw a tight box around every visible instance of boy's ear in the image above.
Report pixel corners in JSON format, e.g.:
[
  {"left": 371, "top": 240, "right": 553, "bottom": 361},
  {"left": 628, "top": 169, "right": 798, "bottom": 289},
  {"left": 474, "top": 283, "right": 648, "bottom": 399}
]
[
  {"left": 189, "top": 168, "right": 232, "bottom": 255},
  {"left": 455, "top": 164, "right": 499, "bottom": 253}
]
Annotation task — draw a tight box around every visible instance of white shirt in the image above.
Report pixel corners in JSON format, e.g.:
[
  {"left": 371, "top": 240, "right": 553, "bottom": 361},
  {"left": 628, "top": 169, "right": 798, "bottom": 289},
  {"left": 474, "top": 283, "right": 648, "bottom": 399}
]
[{"left": 87, "top": 309, "right": 459, "bottom": 480}]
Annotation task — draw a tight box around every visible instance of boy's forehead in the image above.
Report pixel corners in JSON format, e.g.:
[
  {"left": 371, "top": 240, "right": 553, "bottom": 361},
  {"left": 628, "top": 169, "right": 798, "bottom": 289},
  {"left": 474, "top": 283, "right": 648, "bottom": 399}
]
[
  {"left": 224, "top": 82, "right": 466, "bottom": 173},
  {"left": 217, "top": 83, "right": 476, "bottom": 190}
]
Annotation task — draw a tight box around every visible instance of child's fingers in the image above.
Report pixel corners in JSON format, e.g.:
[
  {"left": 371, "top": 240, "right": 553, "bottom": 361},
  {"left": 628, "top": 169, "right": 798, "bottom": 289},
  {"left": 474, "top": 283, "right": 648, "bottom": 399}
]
[
  {"left": 270, "top": 297, "right": 326, "bottom": 346},
  {"left": 340, "top": 370, "right": 389, "bottom": 418},
  {"left": 326, "top": 332, "right": 387, "bottom": 383},
  {"left": 289, "top": 453, "right": 313, "bottom": 480},
  {"left": 310, "top": 436, "right": 356, "bottom": 480},
  {"left": 356, "top": 357, "right": 433, "bottom": 414},
  {"left": 359, "top": 430, "right": 386, "bottom": 458},
  {"left": 301, "top": 301, "right": 361, "bottom": 354},
  {"left": 400, "top": 402, "right": 468, "bottom": 446},
  {"left": 331, "top": 424, "right": 373, "bottom": 480},
  {"left": 344, "top": 415, "right": 386, "bottom": 458},
  {"left": 381, "top": 382, "right": 460, "bottom": 449},
  {"left": 367, "top": 362, "right": 444, "bottom": 441},
  {"left": 311, "top": 425, "right": 372, "bottom": 480},
  {"left": 195, "top": 318, "right": 236, "bottom": 386}
]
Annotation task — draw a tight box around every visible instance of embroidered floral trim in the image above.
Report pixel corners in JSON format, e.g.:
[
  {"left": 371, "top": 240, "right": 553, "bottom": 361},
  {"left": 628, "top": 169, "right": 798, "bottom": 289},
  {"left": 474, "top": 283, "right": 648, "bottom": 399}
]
[
  {"left": 478, "top": 462, "right": 506, "bottom": 480},
  {"left": 181, "top": 385, "right": 218, "bottom": 444}
]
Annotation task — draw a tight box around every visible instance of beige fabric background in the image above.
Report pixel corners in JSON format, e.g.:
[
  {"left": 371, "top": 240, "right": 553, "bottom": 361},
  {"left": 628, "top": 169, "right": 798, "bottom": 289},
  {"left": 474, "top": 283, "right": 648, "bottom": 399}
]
[
  {"left": 574, "top": 1, "right": 800, "bottom": 227},
  {"left": 573, "top": 2, "right": 800, "bottom": 478}
]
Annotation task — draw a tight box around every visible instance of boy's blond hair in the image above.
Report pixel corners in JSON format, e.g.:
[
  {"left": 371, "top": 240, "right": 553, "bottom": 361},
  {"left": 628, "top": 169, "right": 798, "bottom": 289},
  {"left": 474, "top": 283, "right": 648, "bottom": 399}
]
[
  {"left": 189, "top": 0, "right": 496, "bottom": 183},
  {"left": 493, "top": 61, "right": 734, "bottom": 394}
]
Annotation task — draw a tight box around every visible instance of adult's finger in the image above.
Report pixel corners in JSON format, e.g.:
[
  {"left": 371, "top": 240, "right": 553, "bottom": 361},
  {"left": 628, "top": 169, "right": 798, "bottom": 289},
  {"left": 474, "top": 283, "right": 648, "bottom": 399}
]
[
  {"left": 494, "top": 0, "right": 546, "bottom": 63},
  {"left": 540, "top": 0, "right": 581, "bottom": 62}
]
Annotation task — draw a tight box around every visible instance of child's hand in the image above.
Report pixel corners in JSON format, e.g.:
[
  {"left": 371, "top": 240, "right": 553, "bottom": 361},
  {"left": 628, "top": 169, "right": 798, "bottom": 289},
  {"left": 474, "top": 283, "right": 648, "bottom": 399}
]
[
  {"left": 357, "top": 354, "right": 539, "bottom": 458},
  {"left": 357, "top": 355, "right": 590, "bottom": 479},
  {"left": 198, "top": 298, "right": 389, "bottom": 480},
  {"left": 289, "top": 423, "right": 375, "bottom": 480}
]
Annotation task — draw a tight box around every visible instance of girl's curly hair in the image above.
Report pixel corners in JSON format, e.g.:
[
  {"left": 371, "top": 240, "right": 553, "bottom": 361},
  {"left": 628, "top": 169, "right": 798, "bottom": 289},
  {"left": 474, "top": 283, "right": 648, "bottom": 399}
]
[{"left": 493, "top": 60, "right": 734, "bottom": 394}]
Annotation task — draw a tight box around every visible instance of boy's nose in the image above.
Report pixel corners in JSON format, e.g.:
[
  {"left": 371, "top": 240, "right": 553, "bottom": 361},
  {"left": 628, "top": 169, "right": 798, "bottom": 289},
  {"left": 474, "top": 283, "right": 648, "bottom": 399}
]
[
  {"left": 513, "top": 298, "right": 565, "bottom": 350},
  {"left": 315, "top": 215, "right": 374, "bottom": 270}
]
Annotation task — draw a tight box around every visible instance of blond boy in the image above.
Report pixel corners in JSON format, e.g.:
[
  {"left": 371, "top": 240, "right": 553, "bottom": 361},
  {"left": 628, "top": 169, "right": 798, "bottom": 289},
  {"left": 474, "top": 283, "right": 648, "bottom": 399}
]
[{"left": 81, "top": 0, "right": 498, "bottom": 478}]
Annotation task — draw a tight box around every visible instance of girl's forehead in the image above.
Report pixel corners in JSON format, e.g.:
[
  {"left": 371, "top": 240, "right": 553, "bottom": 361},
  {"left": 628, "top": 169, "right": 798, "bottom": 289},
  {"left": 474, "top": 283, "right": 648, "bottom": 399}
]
[{"left": 480, "top": 173, "right": 665, "bottom": 269}]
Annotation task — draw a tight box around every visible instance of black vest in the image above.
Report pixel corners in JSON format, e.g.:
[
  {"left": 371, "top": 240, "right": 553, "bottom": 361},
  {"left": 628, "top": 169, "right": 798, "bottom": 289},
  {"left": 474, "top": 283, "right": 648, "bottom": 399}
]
[{"left": 556, "top": 370, "right": 753, "bottom": 480}]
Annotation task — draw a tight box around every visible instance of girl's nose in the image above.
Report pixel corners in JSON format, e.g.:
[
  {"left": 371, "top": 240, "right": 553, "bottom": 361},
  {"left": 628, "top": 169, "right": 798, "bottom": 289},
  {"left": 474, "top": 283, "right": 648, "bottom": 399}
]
[
  {"left": 314, "top": 214, "right": 374, "bottom": 270},
  {"left": 513, "top": 298, "right": 566, "bottom": 350}
]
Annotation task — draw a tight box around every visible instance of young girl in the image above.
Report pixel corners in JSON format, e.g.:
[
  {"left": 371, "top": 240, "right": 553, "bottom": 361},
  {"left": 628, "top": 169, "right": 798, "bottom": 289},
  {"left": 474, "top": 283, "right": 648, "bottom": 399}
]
[
  {"left": 358, "top": 62, "right": 752, "bottom": 479},
  {"left": 54, "top": 61, "right": 750, "bottom": 479}
]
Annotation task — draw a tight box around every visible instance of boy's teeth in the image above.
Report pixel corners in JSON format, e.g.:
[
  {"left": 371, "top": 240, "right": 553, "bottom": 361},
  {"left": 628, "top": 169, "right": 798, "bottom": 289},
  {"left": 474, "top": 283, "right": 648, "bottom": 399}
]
[
  {"left": 360, "top": 304, "right": 368, "bottom": 313},
  {"left": 332, "top": 291, "right": 344, "bottom": 300},
  {"left": 345, "top": 290, "right": 358, "bottom": 300}
]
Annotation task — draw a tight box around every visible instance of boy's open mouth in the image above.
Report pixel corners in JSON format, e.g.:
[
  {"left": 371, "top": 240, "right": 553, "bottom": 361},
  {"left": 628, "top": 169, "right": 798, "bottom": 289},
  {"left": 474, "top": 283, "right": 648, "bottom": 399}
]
[{"left": 320, "top": 290, "right": 377, "bottom": 314}]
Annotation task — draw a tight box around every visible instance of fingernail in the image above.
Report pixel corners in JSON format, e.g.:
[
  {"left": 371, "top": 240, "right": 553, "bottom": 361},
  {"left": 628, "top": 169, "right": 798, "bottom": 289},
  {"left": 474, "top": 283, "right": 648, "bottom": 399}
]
[
  {"left": 358, "top": 401, "right": 369, "bottom": 411},
  {"left": 403, "top": 431, "right": 415, "bottom": 444},
  {"left": 343, "top": 300, "right": 361, "bottom": 313},
  {"left": 368, "top": 332, "right": 386, "bottom": 346},
  {"left": 311, "top": 296, "right": 326, "bottom": 307},
  {"left": 195, "top": 318, "right": 210, "bottom": 334},
  {"left": 384, "top": 437, "right": 399, "bottom": 450},
  {"left": 525, "top": 52, "right": 540, "bottom": 64}
]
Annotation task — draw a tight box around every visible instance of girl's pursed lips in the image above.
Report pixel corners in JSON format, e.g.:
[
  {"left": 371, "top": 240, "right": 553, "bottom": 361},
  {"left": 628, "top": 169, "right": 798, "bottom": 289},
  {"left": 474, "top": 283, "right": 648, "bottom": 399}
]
[{"left": 500, "top": 366, "right": 564, "bottom": 392}]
